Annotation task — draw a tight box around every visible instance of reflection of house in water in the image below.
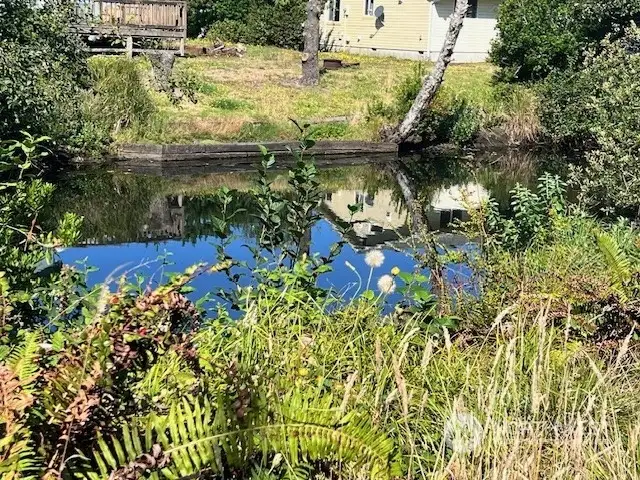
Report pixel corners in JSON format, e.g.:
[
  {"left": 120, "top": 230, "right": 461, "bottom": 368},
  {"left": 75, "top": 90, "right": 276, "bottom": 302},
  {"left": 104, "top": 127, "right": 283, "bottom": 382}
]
[
  {"left": 322, "top": 189, "right": 409, "bottom": 248},
  {"left": 427, "top": 183, "right": 489, "bottom": 230},
  {"left": 322, "top": 184, "right": 489, "bottom": 249},
  {"left": 143, "top": 195, "right": 185, "bottom": 240}
]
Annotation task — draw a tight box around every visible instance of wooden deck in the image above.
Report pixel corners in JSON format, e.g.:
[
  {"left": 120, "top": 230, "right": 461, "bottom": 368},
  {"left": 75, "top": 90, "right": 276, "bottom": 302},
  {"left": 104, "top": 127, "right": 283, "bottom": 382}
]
[{"left": 74, "top": 0, "right": 187, "bottom": 55}]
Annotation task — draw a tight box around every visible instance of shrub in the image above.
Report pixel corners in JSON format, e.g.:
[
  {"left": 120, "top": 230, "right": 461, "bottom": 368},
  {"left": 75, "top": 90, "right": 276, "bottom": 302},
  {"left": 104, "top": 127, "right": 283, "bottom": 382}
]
[
  {"left": 205, "top": 0, "right": 306, "bottom": 50},
  {"left": 0, "top": 134, "right": 83, "bottom": 328},
  {"left": 445, "top": 99, "right": 482, "bottom": 146},
  {"left": 393, "top": 63, "right": 426, "bottom": 119},
  {"left": 187, "top": 0, "right": 251, "bottom": 37},
  {"left": 491, "top": 0, "right": 640, "bottom": 82},
  {"left": 206, "top": 18, "right": 249, "bottom": 43},
  {"left": 84, "top": 57, "right": 156, "bottom": 137},
  {"left": 244, "top": 0, "right": 306, "bottom": 50},
  {"left": 538, "top": 28, "right": 640, "bottom": 214},
  {"left": 0, "top": 0, "right": 89, "bottom": 146}
]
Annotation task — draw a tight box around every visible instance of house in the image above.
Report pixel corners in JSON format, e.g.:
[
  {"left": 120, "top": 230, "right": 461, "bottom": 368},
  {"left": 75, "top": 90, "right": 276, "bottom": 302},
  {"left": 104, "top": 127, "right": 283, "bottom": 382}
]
[{"left": 321, "top": 0, "right": 501, "bottom": 62}]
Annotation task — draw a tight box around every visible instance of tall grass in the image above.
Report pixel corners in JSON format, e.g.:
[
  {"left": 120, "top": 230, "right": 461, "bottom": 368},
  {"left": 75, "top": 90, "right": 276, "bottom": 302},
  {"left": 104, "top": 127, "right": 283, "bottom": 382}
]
[
  {"left": 191, "top": 282, "right": 640, "bottom": 478},
  {"left": 501, "top": 86, "right": 542, "bottom": 145},
  {"left": 84, "top": 57, "right": 156, "bottom": 137}
]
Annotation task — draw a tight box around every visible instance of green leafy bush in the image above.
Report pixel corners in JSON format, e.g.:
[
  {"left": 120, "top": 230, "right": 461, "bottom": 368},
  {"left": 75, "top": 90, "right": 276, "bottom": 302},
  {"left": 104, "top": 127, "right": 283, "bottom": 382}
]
[
  {"left": 204, "top": 0, "right": 306, "bottom": 50},
  {"left": 491, "top": 0, "right": 640, "bottom": 82},
  {"left": 207, "top": 18, "right": 250, "bottom": 43},
  {"left": 539, "top": 28, "right": 640, "bottom": 214},
  {"left": 0, "top": 134, "right": 83, "bottom": 331},
  {"left": 0, "top": 0, "right": 89, "bottom": 146},
  {"left": 187, "top": 0, "right": 252, "bottom": 37}
]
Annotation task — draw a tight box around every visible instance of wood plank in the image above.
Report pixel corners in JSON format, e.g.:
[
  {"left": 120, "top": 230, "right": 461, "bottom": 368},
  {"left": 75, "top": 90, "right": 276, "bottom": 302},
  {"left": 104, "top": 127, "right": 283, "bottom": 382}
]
[
  {"left": 86, "top": 47, "right": 181, "bottom": 54},
  {"left": 115, "top": 142, "right": 398, "bottom": 172},
  {"left": 114, "top": 151, "right": 395, "bottom": 176},
  {"left": 74, "top": 25, "right": 185, "bottom": 38},
  {"left": 118, "top": 141, "right": 398, "bottom": 160}
]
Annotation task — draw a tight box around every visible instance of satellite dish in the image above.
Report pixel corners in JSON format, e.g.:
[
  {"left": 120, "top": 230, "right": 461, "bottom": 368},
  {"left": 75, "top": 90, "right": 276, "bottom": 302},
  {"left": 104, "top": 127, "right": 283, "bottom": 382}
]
[{"left": 374, "top": 6, "right": 385, "bottom": 29}]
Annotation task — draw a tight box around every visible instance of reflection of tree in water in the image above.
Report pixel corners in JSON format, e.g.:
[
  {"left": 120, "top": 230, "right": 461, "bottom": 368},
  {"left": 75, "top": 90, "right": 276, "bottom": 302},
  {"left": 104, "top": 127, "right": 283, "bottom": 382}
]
[
  {"left": 44, "top": 170, "right": 164, "bottom": 244},
  {"left": 400, "top": 148, "right": 569, "bottom": 218},
  {"left": 182, "top": 192, "right": 261, "bottom": 243}
]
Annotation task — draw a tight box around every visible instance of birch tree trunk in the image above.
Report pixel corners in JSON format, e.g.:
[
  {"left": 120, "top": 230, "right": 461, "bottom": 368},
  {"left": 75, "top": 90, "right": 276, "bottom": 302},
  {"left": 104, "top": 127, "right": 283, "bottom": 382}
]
[
  {"left": 301, "top": 0, "right": 326, "bottom": 86},
  {"left": 387, "top": 0, "right": 469, "bottom": 143}
]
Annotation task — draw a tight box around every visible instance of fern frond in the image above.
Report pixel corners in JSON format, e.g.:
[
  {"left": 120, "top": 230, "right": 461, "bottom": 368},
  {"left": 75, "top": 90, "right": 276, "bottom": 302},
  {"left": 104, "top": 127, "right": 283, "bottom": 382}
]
[
  {"left": 0, "top": 427, "right": 41, "bottom": 480},
  {"left": 81, "top": 393, "right": 397, "bottom": 479},
  {"left": 7, "top": 330, "right": 42, "bottom": 390},
  {"left": 597, "top": 232, "right": 632, "bottom": 300}
]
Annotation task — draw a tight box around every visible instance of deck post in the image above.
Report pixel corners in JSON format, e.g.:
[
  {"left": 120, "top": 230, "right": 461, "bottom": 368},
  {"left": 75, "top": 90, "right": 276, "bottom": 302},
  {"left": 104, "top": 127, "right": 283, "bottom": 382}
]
[
  {"left": 179, "top": 37, "right": 185, "bottom": 56},
  {"left": 126, "top": 36, "right": 133, "bottom": 58}
]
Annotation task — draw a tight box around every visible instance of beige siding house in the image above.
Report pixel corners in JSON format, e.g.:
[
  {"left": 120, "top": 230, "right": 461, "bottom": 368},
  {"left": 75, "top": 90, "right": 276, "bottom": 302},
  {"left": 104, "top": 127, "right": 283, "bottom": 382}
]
[{"left": 321, "top": 0, "right": 501, "bottom": 62}]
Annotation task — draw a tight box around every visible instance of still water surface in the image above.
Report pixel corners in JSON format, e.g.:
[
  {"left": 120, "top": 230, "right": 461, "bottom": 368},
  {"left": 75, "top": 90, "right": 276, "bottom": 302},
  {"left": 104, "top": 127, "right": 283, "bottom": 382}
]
[{"left": 49, "top": 149, "right": 565, "bottom": 309}]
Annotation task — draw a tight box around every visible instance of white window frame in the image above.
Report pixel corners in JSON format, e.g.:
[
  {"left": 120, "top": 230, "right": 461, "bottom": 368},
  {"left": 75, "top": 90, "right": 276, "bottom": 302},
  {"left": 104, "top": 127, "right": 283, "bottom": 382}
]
[
  {"left": 328, "top": 0, "right": 341, "bottom": 21},
  {"left": 364, "top": 0, "right": 374, "bottom": 16}
]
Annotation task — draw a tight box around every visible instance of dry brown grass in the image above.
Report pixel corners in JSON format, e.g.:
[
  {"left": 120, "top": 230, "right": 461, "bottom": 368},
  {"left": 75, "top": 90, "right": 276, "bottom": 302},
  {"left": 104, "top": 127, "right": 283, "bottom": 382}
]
[{"left": 116, "top": 45, "right": 498, "bottom": 144}]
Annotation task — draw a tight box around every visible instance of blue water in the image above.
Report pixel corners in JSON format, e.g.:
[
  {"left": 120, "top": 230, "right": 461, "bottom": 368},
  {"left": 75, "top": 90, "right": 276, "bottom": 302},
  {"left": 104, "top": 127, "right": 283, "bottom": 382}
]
[
  {"left": 60, "top": 220, "right": 422, "bottom": 309},
  {"left": 50, "top": 158, "right": 519, "bottom": 313}
]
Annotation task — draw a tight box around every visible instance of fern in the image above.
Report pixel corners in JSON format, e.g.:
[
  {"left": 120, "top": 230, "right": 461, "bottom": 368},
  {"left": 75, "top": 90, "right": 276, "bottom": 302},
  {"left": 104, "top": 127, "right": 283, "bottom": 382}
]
[
  {"left": 0, "top": 427, "right": 40, "bottom": 480},
  {"left": 1, "top": 333, "right": 43, "bottom": 480},
  {"left": 597, "top": 232, "right": 632, "bottom": 300},
  {"left": 6, "top": 330, "right": 42, "bottom": 390},
  {"left": 81, "top": 393, "right": 397, "bottom": 479}
]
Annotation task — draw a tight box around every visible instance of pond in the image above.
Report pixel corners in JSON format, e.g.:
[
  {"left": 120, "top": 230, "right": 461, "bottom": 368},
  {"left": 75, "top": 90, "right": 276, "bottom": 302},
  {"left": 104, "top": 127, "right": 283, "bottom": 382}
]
[{"left": 47, "top": 148, "right": 566, "bottom": 311}]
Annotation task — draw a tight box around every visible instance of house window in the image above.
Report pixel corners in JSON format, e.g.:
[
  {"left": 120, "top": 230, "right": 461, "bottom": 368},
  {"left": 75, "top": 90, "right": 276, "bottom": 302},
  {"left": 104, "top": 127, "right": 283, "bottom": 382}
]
[
  {"left": 328, "top": 0, "right": 341, "bottom": 21},
  {"left": 456, "top": 0, "right": 478, "bottom": 18},
  {"left": 364, "top": 0, "right": 374, "bottom": 16}
]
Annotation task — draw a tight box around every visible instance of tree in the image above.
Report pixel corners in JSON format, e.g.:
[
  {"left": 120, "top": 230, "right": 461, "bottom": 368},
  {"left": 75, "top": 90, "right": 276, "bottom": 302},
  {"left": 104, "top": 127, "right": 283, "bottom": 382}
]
[
  {"left": 490, "top": 0, "right": 640, "bottom": 82},
  {"left": 383, "top": 0, "right": 468, "bottom": 232},
  {"left": 0, "top": 0, "right": 89, "bottom": 145},
  {"left": 300, "top": 0, "right": 326, "bottom": 85},
  {"left": 386, "top": 0, "right": 469, "bottom": 145}
]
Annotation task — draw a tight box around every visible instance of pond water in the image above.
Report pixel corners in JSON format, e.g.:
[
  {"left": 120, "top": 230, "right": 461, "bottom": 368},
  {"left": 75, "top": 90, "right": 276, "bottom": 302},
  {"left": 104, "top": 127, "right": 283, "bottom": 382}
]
[{"left": 47, "top": 149, "right": 566, "bottom": 311}]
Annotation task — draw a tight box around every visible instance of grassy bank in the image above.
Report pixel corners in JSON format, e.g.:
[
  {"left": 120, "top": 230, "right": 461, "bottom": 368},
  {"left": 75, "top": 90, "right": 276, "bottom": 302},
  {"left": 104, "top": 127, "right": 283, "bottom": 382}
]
[{"left": 107, "top": 45, "right": 505, "bottom": 144}]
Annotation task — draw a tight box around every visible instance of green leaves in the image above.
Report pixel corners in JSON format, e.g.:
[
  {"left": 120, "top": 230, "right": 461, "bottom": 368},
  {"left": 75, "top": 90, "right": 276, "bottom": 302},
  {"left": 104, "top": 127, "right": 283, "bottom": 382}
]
[
  {"left": 84, "top": 392, "right": 398, "bottom": 480},
  {"left": 484, "top": 174, "right": 567, "bottom": 252},
  {"left": 596, "top": 232, "right": 633, "bottom": 301}
]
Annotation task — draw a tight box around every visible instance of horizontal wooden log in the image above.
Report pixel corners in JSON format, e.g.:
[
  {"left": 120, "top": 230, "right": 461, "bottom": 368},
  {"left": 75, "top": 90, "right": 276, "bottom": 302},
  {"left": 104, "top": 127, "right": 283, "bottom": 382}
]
[
  {"left": 118, "top": 141, "right": 397, "bottom": 159},
  {"left": 86, "top": 48, "right": 181, "bottom": 55},
  {"left": 74, "top": 25, "right": 185, "bottom": 38},
  {"left": 113, "top": 143, "right": 396, "bottom": 175}
]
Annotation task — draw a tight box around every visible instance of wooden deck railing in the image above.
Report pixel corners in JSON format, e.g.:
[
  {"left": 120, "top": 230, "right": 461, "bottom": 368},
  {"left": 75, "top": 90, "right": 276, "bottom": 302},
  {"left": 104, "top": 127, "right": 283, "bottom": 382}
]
[{"left": 75, "top": 0, "right": 187, "bottom": 39}]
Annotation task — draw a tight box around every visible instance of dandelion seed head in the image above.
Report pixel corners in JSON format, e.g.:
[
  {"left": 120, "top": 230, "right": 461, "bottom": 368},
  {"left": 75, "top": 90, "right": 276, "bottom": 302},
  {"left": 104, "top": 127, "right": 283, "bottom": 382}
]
[
  {"left": 365, "top": 250, "right": 385, "bottom": 269},
  {"left": 377, "top": 275, "right": 396, "bottom": 295}
]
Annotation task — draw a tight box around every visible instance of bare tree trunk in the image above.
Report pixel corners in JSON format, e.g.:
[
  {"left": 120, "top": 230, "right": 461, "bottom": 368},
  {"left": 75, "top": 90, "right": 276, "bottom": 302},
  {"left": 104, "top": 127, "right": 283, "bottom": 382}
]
[
  {"left": 387, "top": 0, "right": 469, "bottom": 143},
  {"left": 301, "top": 0, "right": 326, "bottom": 86}
]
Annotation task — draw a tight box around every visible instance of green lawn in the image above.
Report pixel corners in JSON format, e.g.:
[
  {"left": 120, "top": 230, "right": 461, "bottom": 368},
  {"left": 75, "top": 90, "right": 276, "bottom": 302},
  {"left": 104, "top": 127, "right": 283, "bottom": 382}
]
[{"left": 118, "top": 44, "right": 498, "bottom": 144}]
